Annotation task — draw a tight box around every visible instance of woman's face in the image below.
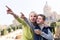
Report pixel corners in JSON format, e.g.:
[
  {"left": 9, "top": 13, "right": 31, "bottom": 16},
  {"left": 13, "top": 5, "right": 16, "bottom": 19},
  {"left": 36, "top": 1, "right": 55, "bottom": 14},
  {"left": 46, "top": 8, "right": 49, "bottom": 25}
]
[
  {"left": 36, "top": 16, "right": 44, "bottom": 24},
  {"left": 29, "top": 13, "right": 37, "bottom": 23}
]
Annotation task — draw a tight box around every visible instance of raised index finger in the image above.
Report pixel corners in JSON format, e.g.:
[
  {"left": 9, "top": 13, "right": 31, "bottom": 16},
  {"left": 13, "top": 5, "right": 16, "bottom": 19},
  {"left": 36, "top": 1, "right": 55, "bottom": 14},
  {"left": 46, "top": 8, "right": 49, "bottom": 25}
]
[
  {"left": 6, "top": 5, "right": 11, "bottom": 10},
  {"left": 20, "top": 12, "right": 23, "bottom": 14}
]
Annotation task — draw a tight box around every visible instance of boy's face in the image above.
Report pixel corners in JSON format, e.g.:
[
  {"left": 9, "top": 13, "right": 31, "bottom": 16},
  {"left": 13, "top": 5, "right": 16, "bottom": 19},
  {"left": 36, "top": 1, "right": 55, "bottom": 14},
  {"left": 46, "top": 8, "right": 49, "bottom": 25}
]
[
  {"left": 29, "top": 13, "right": 37, "bottom": 23},
  {"left": 37, "top": 16, "right": 44, "bottom": 24}
]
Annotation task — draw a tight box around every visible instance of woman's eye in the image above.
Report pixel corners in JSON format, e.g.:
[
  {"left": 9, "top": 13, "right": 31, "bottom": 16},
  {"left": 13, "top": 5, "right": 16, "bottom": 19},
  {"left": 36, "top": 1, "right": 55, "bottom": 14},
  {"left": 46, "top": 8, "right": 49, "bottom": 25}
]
[
  {"left": 34, "top": 16, "right": 36, "bottom": 17},
  {"left": 31, "top": 16, "right": 32, "bottom": 17}
]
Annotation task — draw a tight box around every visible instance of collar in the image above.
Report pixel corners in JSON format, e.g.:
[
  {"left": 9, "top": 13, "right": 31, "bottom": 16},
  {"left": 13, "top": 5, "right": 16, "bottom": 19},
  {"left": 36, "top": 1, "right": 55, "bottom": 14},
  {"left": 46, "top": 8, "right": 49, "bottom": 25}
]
[{"left": 39, "top": 24, "right": 45, "bottom": 30}]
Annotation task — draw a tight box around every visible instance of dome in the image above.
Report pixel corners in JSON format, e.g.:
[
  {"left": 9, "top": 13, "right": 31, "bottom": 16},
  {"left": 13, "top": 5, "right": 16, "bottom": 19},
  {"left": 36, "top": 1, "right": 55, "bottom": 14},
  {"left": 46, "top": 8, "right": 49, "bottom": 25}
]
[{"left": 43, "top": 1, "right": 51, "bottom": 11}]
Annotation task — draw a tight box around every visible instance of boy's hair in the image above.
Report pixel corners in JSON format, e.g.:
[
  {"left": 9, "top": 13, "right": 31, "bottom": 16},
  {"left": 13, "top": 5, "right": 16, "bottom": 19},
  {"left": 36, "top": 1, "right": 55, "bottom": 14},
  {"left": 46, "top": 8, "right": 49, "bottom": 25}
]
[{"left": 38, "top": 14, "right": 46, "bottom": 21}]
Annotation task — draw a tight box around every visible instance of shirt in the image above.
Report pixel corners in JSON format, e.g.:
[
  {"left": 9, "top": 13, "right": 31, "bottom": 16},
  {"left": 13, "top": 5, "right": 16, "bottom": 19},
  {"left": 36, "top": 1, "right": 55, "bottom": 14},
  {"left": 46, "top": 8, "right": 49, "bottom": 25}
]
[{"left": 16, "top": 17, "right": 34, "bottom": 40}]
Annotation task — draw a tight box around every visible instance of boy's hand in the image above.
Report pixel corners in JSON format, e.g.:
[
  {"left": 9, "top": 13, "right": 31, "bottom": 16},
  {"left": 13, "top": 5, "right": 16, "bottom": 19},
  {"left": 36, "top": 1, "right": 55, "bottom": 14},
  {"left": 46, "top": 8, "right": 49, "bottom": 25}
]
[
  {"left": 20, "top": 12, "right": 25, "bottom": 19},
  {"left": 34, "top": 29, "right": 42, "bottom": 35}
]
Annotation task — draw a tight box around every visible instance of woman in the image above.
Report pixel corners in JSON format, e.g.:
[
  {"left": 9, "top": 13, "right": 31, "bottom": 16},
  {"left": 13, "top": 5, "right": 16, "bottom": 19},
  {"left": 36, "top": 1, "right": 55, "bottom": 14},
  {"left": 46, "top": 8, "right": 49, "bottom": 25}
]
[
  {"left": 6, "top": 6, "right": 40, "bottom": 40},
  {"left": 21, "top": 12, "right": 54, "bottom": 40},
  {"left": 20, "top": 11, "right": 41, "bottom": 40},
  {"left": 6, "top": 6, "right": 33, "bottom": 40}
]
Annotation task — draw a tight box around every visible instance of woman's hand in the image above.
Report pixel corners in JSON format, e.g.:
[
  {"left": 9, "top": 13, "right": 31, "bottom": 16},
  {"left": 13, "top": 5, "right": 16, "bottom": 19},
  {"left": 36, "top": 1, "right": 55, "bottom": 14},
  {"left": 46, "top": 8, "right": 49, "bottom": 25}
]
[{"left": 6, "top": 5, "right": 14, "bottom": 15}]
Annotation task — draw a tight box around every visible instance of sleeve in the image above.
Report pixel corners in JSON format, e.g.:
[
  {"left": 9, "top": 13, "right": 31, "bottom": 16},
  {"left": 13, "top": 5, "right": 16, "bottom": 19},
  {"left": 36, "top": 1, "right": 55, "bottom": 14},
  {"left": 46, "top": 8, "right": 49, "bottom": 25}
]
[
  {"left": 16, "top": 17, "right": 28, "bottom": 26},
  {"left": 24, "top": 18, "right": 35, "bottom": 30},
  {"left": 41, "top": 29, "right": 54, "bottom": 40},
  {"left": 11, "top": 13, "right": 27, "bottom": 26},
  {"left": 24, "top": 18, "right": 30, "bottom": 24}
]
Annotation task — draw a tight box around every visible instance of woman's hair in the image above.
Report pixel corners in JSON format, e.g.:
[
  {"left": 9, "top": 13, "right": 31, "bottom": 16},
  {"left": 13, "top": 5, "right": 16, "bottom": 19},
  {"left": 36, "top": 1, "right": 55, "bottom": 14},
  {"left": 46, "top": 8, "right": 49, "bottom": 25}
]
[
  {"left": 38, "top": 14, "right": 46, "bottom": 21},
  {"left": 29, "top": 11, "right": 37, "bottom": 25},
  {"left": 29, "top": 11, "right": 37, "bottom": 16}
]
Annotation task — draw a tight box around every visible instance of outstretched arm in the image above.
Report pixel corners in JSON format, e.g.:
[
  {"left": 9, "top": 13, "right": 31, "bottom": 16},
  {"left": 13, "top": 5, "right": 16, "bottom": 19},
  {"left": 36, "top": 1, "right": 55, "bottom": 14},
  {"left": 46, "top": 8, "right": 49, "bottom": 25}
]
[{"left": 6, "top": 6, "right": 27, "bottom": 26}]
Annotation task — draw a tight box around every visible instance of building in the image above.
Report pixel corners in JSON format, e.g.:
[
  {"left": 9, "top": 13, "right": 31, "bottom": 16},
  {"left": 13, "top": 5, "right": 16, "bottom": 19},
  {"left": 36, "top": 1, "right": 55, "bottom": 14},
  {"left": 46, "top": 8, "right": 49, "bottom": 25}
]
[{"left": 43, "top": 2, "right": 60, "bottom": 25}]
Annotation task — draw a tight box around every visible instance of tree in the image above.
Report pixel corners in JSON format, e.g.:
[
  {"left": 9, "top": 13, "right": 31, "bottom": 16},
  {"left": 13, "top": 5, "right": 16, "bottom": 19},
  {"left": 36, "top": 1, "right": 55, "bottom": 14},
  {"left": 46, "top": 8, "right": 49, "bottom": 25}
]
[{"left": 50, "top": 22, "right": 56, "bottom": 34}]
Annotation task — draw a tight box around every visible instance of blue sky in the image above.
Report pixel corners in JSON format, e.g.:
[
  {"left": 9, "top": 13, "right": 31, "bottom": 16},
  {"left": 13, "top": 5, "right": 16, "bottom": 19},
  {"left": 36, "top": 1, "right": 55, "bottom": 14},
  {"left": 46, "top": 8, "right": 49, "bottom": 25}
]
[{"left": 0, "top": 0, "right": 60, "bottom": 25}]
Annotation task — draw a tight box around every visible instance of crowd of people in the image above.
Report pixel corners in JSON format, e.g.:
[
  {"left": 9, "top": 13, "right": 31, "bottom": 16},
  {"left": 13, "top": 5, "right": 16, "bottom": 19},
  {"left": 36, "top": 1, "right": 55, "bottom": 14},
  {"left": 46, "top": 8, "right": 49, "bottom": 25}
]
[{"left": 6, "top": 6, "right": 54, "bottom": 40}]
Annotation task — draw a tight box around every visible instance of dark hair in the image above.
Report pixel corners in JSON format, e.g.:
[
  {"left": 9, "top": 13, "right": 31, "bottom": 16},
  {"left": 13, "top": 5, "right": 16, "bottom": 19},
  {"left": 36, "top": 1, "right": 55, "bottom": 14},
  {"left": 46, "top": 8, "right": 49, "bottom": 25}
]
[{"left": 38, "top": 14, "right": 46, "bottom": 21}]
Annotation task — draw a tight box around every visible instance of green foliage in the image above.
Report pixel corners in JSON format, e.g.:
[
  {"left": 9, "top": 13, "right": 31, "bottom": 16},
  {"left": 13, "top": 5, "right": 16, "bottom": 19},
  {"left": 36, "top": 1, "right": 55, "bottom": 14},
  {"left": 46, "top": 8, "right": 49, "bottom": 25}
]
[
  {"left": 18, "top": 25, "right": 22, "bottom": 29},
  {"left": 11, "top": 27, "right": 16, "bottom": 31},
  {"left": 50, "top": 22, "right": 56, "bottom": 34},
  {"left": 56, "top": 22, "right": 60, "bottom": 27},
  {"left": 0, "top": 24, "right": 22, "bottom": 36},
  {"left": 7, "top": 27, "right": 13, "bottom": 33},
  {"left": 0, "top": 29, "right": 4, "bottom": 35},
  {"left": 16, "top": 26, "right": 19, "bottom": 29},
  {"left": 50, "top": 22, "right": 56, "bottom": 27},
  {"left": 19, "top": 26, "right": 22, "bottom": 29},
  {"left": 1, "top": 29, "right": 8, "bottom": 35},
  {"left": 57, "top": 19, "right": 60, "bottom": 22}
]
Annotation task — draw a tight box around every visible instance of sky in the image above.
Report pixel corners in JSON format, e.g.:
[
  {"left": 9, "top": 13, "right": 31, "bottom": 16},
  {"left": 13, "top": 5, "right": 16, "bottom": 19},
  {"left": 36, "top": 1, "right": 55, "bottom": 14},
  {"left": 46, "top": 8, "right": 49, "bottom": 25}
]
[{"left": 0, "top": 0, "right": 60, "bottom": 25}]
